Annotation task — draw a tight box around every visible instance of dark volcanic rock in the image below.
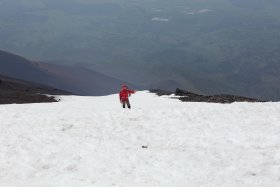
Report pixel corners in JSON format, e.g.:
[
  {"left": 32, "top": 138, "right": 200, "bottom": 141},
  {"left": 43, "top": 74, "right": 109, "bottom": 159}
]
[
  {"left": 149, "top": 89, "right": 173, "bottom": 96},
  {"left": 0, "top": 92, "right": 57, "bottom": 104},
  {"left": 0, "top": 75, "right": 71, "bottom": 104},
  {"left": 150, "top": 88, "right": 263, "bottom": 103}
]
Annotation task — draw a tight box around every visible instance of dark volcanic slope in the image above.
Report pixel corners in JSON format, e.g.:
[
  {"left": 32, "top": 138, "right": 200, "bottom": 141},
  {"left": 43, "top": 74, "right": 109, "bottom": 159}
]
[
  {"left": 150, "top": 88, "right": 263, "bottom": 104},
  {"left": 0, "top": 75, "right": 71, "bottom": 104},
  {"left": 0, "top": 50, "right": 51, "bottom": 82},
  {"left": 0, "top": 50, "right": 139, "bottom": 95},
  {"left": 35, "top": 62, "right": 139, "bottom": 96}
]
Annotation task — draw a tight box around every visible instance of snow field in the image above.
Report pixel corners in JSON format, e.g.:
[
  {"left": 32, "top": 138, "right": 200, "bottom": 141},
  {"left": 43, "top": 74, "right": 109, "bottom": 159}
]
[{"left": 0, "top": 91, "right": 280, "bottom": 187}]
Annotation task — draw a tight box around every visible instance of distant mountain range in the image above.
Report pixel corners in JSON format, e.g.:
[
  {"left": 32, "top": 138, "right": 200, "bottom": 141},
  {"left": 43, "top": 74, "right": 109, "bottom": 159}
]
[
  {"left": 0, "top": 49, "right": 279, "bottom": 101},
  {"left": 1, "top": 0, "right": 280, "bottom": 101},
  {"left": 0, "top": 50, "right": 138, "bottom": 96}
]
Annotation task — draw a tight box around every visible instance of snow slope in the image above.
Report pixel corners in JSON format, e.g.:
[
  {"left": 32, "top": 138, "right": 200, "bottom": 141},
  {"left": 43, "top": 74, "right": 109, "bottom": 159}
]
[{"left": 0, "top": 91, "right": 280, "bottom": 187}]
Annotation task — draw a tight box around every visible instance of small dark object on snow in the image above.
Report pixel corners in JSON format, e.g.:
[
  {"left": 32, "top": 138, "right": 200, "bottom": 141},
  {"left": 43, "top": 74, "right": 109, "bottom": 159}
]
[{"left": 142, "top": 146, "right": 148, "bottom": 149}]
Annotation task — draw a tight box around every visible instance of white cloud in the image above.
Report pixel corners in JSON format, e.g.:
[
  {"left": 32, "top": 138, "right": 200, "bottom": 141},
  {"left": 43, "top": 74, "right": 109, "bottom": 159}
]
[
  {"left": 151, "top": 8, "right": 162, "bottom": 12},
  {"left": 151, "top": 17, "right": 170, "bottom": 22},
  {"left": 182, "top": 9, "right": 212, "bottom": 15}
]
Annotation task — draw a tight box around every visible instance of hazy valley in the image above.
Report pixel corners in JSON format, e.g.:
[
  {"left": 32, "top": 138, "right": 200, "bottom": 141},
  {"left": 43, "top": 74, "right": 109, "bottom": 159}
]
[{"left": 0, "top": 0, "right": 280, "bottom": 100}]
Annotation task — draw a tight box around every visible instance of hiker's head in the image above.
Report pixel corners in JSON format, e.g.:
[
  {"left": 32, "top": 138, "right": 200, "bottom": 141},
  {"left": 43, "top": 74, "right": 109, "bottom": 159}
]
[{"left": 122, "top": 85, "right": 128, "bottom": 90}]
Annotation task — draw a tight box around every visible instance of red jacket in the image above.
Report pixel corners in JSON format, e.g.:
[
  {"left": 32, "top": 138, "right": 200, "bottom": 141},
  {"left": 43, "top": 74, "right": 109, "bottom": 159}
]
[{"left": 119, "top": 86, "right": 135, "bottom": 102}]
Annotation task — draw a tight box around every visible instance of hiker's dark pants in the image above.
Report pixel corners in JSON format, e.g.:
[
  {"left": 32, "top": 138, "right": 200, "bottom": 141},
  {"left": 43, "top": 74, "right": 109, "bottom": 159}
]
[{"left": 122, "top": 100, "right": 131, "bottom": 109}]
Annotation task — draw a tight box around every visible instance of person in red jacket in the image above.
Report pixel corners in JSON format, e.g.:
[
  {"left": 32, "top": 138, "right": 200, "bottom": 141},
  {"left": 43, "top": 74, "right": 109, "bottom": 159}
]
[{"left": 119, "top": 85, "right": 135, "bottom": 109}]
